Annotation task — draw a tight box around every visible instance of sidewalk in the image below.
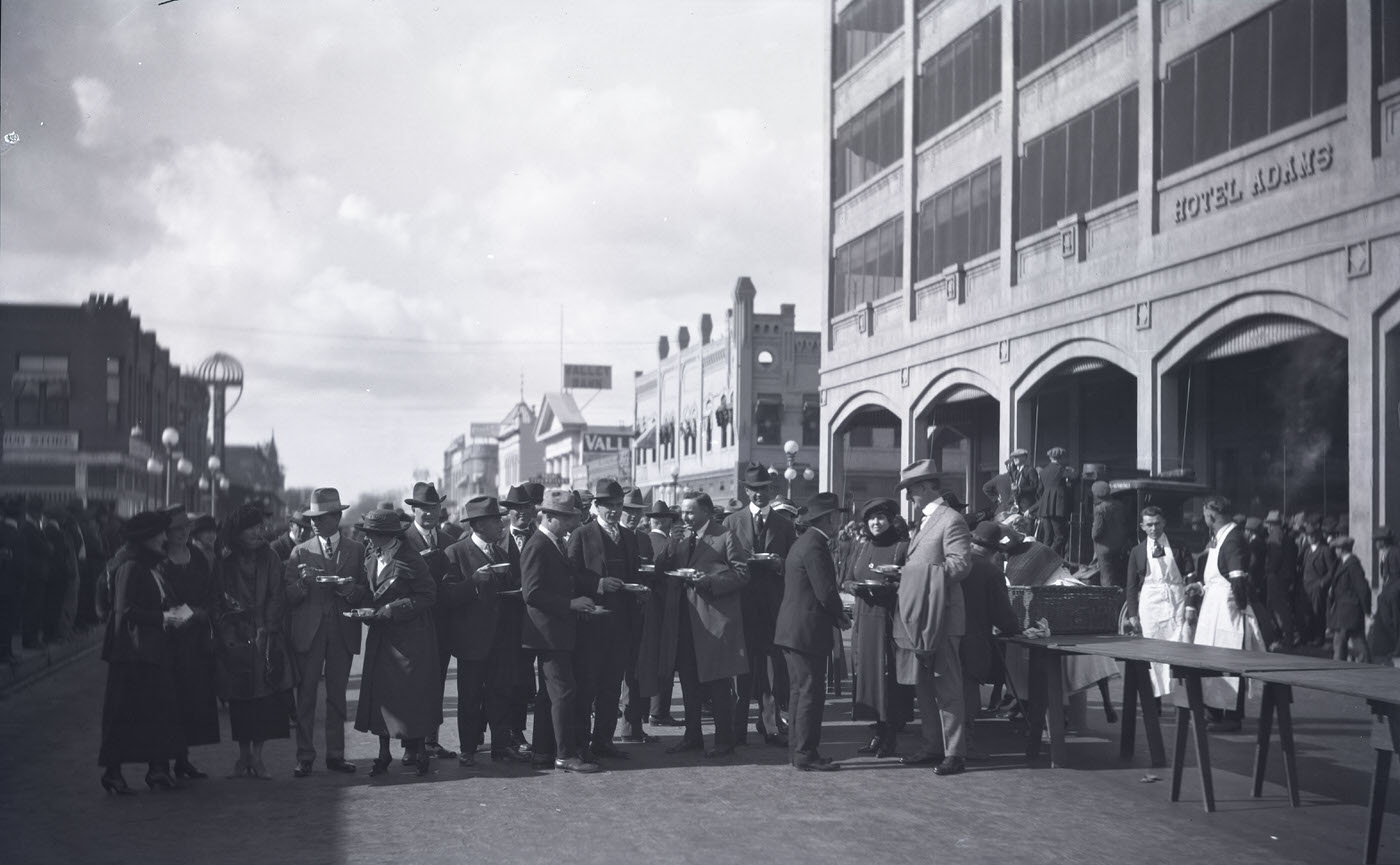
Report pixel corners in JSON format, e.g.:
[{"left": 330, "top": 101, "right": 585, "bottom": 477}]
[{"left": 0, "top": 627, "right": 104, "bottom": 697}]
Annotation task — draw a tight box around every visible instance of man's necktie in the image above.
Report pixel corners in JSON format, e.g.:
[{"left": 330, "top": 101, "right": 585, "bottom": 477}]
[
  {"left": 1152, "top": 541, "right": 1165, "bottom": 559},
  {"left": 755, "top": 512, "right": 765, "bottom": 548},
  {"left": 687, "top": 532, "right": 697, "bottom": 563}
]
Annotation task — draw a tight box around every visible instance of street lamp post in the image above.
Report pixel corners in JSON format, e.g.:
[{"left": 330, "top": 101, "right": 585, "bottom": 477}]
[
  {"left": 198, "top": 455, "right": 225, "bottom": 519},
  {"left": 782, "top": 439, "right": 817, "bottom": 501},
  {"left": 669, "top": 466, "right": 681, "bottom": 505}
]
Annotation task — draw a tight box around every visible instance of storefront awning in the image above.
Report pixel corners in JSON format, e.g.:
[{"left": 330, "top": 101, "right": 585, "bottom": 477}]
[{"left": 1191, "top": 316, "right": 1326, "bottom": 363}]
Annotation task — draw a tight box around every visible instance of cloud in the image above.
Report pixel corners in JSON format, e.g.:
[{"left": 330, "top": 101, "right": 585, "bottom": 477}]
[
  {"left": 337, "top": 193, "right": 411, "bottom": 250},
  {"left": 71, "top": 76, "right": 116, "bottom": 148}
]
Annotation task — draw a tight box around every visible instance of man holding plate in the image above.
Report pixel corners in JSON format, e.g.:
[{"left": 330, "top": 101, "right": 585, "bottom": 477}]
[
  {"left": 725, "top": 464, "right": 796, "bottom": 747},
  {"left": 401, "top": 481, "right": 458, "bottom": 762},
  {"left": 283, "top": 488, "right": 365, "bottom": 778},
  {"left": 442, "top": 496, "right": 529, "bottom": 766}
]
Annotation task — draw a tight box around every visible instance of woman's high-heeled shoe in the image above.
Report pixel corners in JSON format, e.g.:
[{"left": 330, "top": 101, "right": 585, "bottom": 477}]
[
  {"left": 173, "top": 760, "right": 208, "bottom": 780},
  {"left": 101, "top": 774, "right": 135, "bottom": 796},
  {"left": 226, "top": 758, "right": 250, "bottom": 779},
  {"left": 248, "top": 758, "right": 272, "bottom": 780},
  {"left": 875, "top": 730, "right": 898, "bottom": 758},
  {"left": 144, "top": 770, "right": 177, "bottom": 791},
  {"left": 369, "top": 756, "right": 392, "bottom": 777},
  {"left": 856, "top": 735, "right": 882, "bottom": 755}
]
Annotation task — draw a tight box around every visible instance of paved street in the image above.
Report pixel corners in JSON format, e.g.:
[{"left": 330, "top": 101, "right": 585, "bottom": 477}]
[{"left": 1, "top": 648, "right": 1393, "bottom": 865}]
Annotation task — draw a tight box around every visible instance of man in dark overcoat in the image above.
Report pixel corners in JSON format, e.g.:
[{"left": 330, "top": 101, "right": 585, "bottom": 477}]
[
  {"left": 1090, "top": 481, "right": 1129, "bottom": 587},
  {"left": 773, "top": 492, "right": 851, "bottom": 771},
  {"left": 1036, "top": 447, "right": 1076, "bottom": 557},
  {"left": 400, "top": 481, "right": 458, "bottom": 761},
  {"left": 270, "top": 509, "right": 312, "bottom": 562},
  {"left": 725, "top": 464, "right": 797, "bottom": 747},
  {"left": 644, "top": 501, "right": 682, "bottom": 726}
]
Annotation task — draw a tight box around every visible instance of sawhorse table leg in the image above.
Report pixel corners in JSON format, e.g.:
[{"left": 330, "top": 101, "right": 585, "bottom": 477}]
[
  {"left": 1252, "top": 682, "right": 1300, "bottom": 807},
  {"left": 1169, "top": 669, "right": 1216, "bottom": 813},
  {"left": 1364, "top": 703, "right": 1400, "bottom": 865}
]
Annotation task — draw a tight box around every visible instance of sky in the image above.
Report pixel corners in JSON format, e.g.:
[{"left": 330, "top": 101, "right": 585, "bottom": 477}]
[{"left": 0, "top": 0, "right": 828, "bottom": 501}]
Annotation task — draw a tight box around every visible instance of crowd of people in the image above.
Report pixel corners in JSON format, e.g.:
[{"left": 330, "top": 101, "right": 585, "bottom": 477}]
[{"left": 6, "top": 446, "right": 1395, "bottom": 794}]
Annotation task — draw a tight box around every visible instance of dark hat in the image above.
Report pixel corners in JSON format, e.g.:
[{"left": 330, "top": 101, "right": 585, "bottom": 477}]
[
  {"left": 1330, "top": 535, "right": 1355, "bottom": 551},
  {"left": 405, "top": 482, "right": 446, "bottom": 509},
  {"left": 1378, "top": 525, "right": 1395, "bottom": 542},
  {"left": 540, "top": 488, "right": 581, "bottom": 517},
  {"left": 724, "top": 497, "right": 743, "bottom": 513},
  {"left": 227, "top": 502, "right": 267, "bottom": 536},
  {"left": 164, "top": 504, "right": 191, "bottom": 531},
  {"left": 1264, "top": 510, "right": 1284, "bottom": 525},
  {"left": 859, "top": 497, "right": 899, "bottom": 521},
  {"left": 289, "top": 508, "right": 312, "bottom": 528},
  {"left": 941, "top": 492, "right": 968, "bottom": 512},
  {"left": 1245, "top": 516, "right": 1263, "bottom": 531},
  {"left": 798, "top": 492, "right": 848, "bottom": 524},
  {"left": 190, "top": 513, "right": 217, "bottom": 535},
  {"left": 972, "top": 521, "right": 1004, "bottom": 550},
  {"left": 1047, "top": 446, "right": 1066, "bottom": 460},
  {"left": 355, "top": 508, "right": 408, "bottom": 536},
  {"left": 304, "top": 487, "right": 351, "bottom": 517},
  {"left": 592, "top": 479, "right": 625, "bottom": 506},
  {"left": 645, "top": 500, "right": 676, "bottom": 521},
  {"left": 122, "top": 509, "right": 171, "bottom": 543},
  {"left": 522, "top": 482, "right": 545, "bottom": 506},
  {"left": 621, "top": 488, "right": 647, "bottom": 511},
  {"left": 895, "top": 459, "right": 941, "bottom": 491},
  {"left": 501, "top": 485, "right": 533, "bottom": 508},
  {"left": 1009, "top": 448, "right": 1030, "bottom": 459},
  {"left": 378, "top": 501, "right": 413, "bottom": 523},
  {"left": 462, "top": 495, "right": 503, "bottom": 522},
  {"left": 741, "top": 464, "right": 773, "bottom": 488},
  {"left": 771, "top": 497, "right": 799, "bottom": 518}
]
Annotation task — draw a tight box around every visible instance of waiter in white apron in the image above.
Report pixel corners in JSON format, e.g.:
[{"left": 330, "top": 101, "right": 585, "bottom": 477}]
[
  {"left": 1188, "top": 496, "right": 1263, "bottom": 732},
  {"left": 1124, "top": 505, "right": 1198, "bottom": 700}
]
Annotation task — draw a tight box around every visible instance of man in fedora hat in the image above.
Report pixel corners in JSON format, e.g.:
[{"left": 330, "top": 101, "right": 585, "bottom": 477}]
[
  {"left": 654, "top": 492, "right": 749, "bottom": 758},
  {"left": 521, "top": 489, "right": 600, "bottom": 773},
  {"left": 567, "top": 479, "right": 648, "bottom": 758},
  {"left": 271, "top": 508, "right": 313, "bottom": 563},
  {"left": 1036, "top": 447, "right": 1076, "bottom": 557},
  {"left": 618, "top": 486, "right": 661, "bottom": 741},
  {"left": 1262, "top": 510, "right": 1300, "bottom": 651},
  {"left": 441, "top": 496, "right": 530, "bottom": 766},
  {"left": 774, "top": 492, "right": 852, "bottom": 771},
  {"left": 891, "top": 459, "right": 972, "bottom": 776},
  {"left": 643, "top": 500, "right": 683, "bottom": 727},
  {"left": 501, "top": 484, "right": 540, "bottom": 749},
  {"left": 400, "top": 481, "right": 457, "bottom": 761},
  {"left": 725, "top": 463, "right": 797, "bottom": 747},
  {"left": 284, "top": 488, "right": 364, "bottom": 777}
]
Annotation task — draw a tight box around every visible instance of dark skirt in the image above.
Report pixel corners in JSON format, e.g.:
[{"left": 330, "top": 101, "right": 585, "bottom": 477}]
[
  {"left": 851, "top": 592, "right": 914, "bottom": 725},
  {"left": 98, "top": 661, "right": 184, "bottom": 766},
  {"left": 172, "top": 645, "right": 221, "bottom": 747},
  {"left": 228, "top": 691, "right": 292, "bottom": 742}
]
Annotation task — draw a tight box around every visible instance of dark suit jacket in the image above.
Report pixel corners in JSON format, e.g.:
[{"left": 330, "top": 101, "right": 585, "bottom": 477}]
[
  {"left": 1301, "top": 543, "right": 1336, "bottom": 599},
  {"left": 1091, "top": 498, "right": 1129, "bottom": 558},
  {"left": 283, "top": 534, "right": 366, "bottom": 655},
  {"left": 20, "top": 517, "right": 51, "bottom": 585},
  {"left": 654, "top": 521, "right": 749, "bottom": 683},
  {"left": 567, "top": 521, "right": 637, "bottom": 615},
  {"left": 442, "top": 534, "right": 515, "bottom": 661},
  {"left": 1036, "top": 462, "right": 1076, "bottom": 519},
  {"left": 520, "top": 529, "right": 581, "bottom": 652},
  {"left": 982, "top": 473, "right": 1013, "bottom": 513},
  {"left": 773, "top": 528, "right": 843, "bottom": 657},
  {"left": 1125, "top": 536, "right": 1196, "bottom": 619},
  {"left": 270, "top": 532, "right": 298, "bottom": 563},
  {"left": 724, "top": 505, "right": 797, "bottom": 646}
]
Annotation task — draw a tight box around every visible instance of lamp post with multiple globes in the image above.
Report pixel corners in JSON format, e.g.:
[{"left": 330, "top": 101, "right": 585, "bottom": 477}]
[
  {"left": 781, "top": 439, "right": 817, "bottom": 501},
  {"left": 196, "top": 455, "right": 229, "bottom": 519}
]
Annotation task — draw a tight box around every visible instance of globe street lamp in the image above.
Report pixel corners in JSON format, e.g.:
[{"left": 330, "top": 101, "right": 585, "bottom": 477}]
[
  {"left": 782, "top": 439, "right": 817, "bottom": 500},
  {"left": 200, "top": 454, "right": 224, "bottom": 519}
]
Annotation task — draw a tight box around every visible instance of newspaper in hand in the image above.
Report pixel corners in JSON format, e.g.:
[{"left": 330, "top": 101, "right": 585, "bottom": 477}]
[{"left": 165, "top": 603, "right": 195, "bottom": 626}]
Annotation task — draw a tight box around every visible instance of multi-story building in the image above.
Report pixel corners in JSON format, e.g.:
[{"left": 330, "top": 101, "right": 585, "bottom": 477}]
[
  {"left": 496, "top": 401, "right": 543, "bottom": 492},
  {"left": 822, "top": 0, "right": 1396, "bottom": 571},
  {"left": 632, "top": 277, "right": 822, "bottom": 505},
  {"left": 223, "top": 437, "right": 286, "bottom": 516},
  {"left": 0, "top": 294, "right": 211, "bottom": 515},
  {"left": 442, "top": 426, "right": 500, "bottom": 509},
  {"left": 534, "top": 392, "right": 632, "bottom": 490}
]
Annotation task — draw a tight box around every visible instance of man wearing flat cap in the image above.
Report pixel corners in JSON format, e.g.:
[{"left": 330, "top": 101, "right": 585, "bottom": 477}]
[
  {"left": 1090, "top": 481, "right": 1129, "bottom": 588},
  {"left": 284, "top": 488, "right": 365, "bottom": 777},
  {"left": 400, "top": 481, "right": 458, "bottom": 761},
  {"left": 1007, "top": 449, "right": 1041, "bottom": 518},
  {"left": 441, "top": 496, "right": 530, "bottom": 766},
  {"left": 774, "top": 492, "right": 852, "bottom": 771},
  {"left": 567, "top": 479, "right": 646, "bottom": 759},
  {"left": 891, "top": 459, "right": 972, "bottom": 776},
  {"left": 725, "top": 464, "right": 797, "bottom": 747},
  {"left": 1036, "top": 448, "right": 1076, "bottom": 557}
]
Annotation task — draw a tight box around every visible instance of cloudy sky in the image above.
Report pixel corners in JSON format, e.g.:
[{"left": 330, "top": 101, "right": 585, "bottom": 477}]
[{"left": 0, "top": 0, "right": 827, "bottom": 500}]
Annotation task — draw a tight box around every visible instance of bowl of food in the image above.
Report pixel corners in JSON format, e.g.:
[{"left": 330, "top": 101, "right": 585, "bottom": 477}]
[
  {"left": 622, "top": 583, "right": 650, "bottom": 593},
  {"left": 342, "top": 608, "right": 377, "bottom": 619},
  {"left": 638, "top": 563, "right": 656, "bottom": 573},
  {"left": 750, "top": 552, "right": 781, "bottom": 563},
  {"left": 854, "top": 578, "right": 893, "bottom": 590},
  {"left": 666, "top": 568, "right": 702, "bottom": 580},
  {"left": 869, "top": 563, "right": 902, "bottom": 578},
  {"left": 315, "top": 575, "right": 351, "bottom": 585}
]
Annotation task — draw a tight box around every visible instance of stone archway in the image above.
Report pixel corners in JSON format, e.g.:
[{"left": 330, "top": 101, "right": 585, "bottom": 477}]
[
  {"left": 828, "top": 393, "right": 903, "bottom": 513},
  {"left": 910, "top": 371, "right": 1001, "bottom": 515}
]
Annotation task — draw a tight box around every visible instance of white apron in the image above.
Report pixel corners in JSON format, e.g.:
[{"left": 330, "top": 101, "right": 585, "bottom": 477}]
[{"left": 1188, "top": 534, "right": 1263, "bottom": 711}]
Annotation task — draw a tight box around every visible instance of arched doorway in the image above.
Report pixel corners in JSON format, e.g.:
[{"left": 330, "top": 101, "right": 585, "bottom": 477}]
[
  {"left": 1164, "top": 315, "right": 1348, "bottom": 519},
  {"left": 914, "top": 385, "right": 1000, "bottom": 516},
  {"left": 831, "top": 405, "right": 902, "bottom": 513}
]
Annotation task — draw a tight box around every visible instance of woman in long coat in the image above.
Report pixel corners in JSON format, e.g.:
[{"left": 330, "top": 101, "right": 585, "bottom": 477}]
[
  {"left": 351, "top": 509, "right": 441, "bottom": 777},
  {"left": 98, "top": 510, "right": 184, "bottom": 794},
  {"left": 839, "top": 499, "right": 912, "bottom": 757},
  {"left": 212, "top": 504, "right": 294, "bottom": 780},
  {"left": 160, "top": 505, "right": 220, "bottom": 779}
]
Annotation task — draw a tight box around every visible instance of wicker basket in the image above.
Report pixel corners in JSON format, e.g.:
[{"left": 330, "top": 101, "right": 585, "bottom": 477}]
[{"left": 1007, "top": 585, "right": 1124, "bottom": 635}]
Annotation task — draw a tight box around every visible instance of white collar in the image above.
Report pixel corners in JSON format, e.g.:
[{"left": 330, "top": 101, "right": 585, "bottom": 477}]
[
  {"left": 415, "top": 522, "right": 437, "bottom": 543},
  {"left": 538, "top": 524, "right": 563, "bottom": 546},
  {"left": 749, "top": 502, "right": 762, "bottom": 516},
  {"left": 922, "top": 499, "right": 942, "bottom": 519},
  {"left": 471, "top": 531, "right": 494, "bottom": 552}
]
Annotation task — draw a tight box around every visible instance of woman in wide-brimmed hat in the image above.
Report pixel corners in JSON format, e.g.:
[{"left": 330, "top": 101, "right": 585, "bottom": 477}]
[
  {"left": 839, "top": 497, "right": 913, "bottom": 757},
  {"left": 211, "top": 503, "right": 294, "bottom": 780},
  {"left": 98, "top": 510, "right": 185, "bottom": 795},
  {"left": 160, "top": 505, "right": 220, "bottom": 780}
]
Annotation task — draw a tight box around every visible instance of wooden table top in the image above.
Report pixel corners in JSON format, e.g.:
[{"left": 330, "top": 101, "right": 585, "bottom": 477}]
[
  {"left": 1245, "top": 665, "right": 1400, "bottom": 706},
  {"left": 1002, "top": 634, "right": 1376, "bottom": 676}
]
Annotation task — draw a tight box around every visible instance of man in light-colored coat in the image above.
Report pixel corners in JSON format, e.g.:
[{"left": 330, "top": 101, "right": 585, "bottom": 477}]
[{"left": 892, "top": 459, "right": 973, "bottom": 776}]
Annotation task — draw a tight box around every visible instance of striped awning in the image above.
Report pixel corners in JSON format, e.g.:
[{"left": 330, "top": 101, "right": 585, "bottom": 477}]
[{"left": 1192, "top": 316, "right": 1326, "bottom": 362}]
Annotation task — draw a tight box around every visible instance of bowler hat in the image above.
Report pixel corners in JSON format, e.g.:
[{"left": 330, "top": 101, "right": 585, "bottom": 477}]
[
  {"left": 859, "top": 497, "right": 899, "bottom": 521},
  {"left": 645, "top": 500, "right": 676, "bottom": 520},
  {"left": 895, "top": 459, "right": 941, "bottom": 491},
  {"left": 1047, "top": 446, "right": 1066, "bottom": 460},
  {"left": 122, "top": 510, "right": 171, "bottom": 543},
  {"left": 1378, "top": 525, "right": 1395, "bottom": 542},
  {"left": 501, "top": 485, "right": 533, "bottom": 508},
  {"left": 304, "top": 487, "right": 351, "bottom": 517},
  {"left": 462, "top": 495, "right": 503, "bottom": 522},
  {"left": 539, "top": 488, "right": 581, "bottom": 517},
  {"left": 741, "top": 464, "right": 773, "bottom": 488},
  {"left": 355, "top": 508, "right": 408, "bottom": 536},
  {"left": 592, "top": 479, "right": 625, "bottom": 506},
  {"left": 621, "top": 488, "right": 647, "bottom": 511},
  {"left": 522, "top": 482, "right": 545, "bottom": 506},
  {"left": 798, "top": 492, "right": 848, "bottom": 524},
  {"left": 972, "top": 521, "right": 1004, "bottom": 550},
  {"left": 405, "top": 482, "right": 446, "bottom": 509},
  {"left": 289, "top": 508, "right": 312, "bottom": 529}
]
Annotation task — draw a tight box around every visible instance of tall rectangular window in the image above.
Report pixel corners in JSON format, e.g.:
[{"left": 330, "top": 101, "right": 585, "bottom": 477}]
[
  {"left": 14, "top": 355, "right": 70, "bottom": 428},
  {"left": 1017, "top": 0, "right": 1133, "bottom": 78},
  {"left": 1018, "top": 87, "right": 1138, "bottom": 238},
  {"left": 915, "top": 161, "right": 1001, "bottom": 280},
  {"left": 832, "top": 216, "right": 904, "bottom": 316},
  {"left": 1159, "top": 0, "right": 1347, "bottom": 176},
  {"left": 754, "top": 397, "right": 782, "bottom": 446},
  {"left": 833, "top": 83, "right": 904, "bottom": 199},
  {"left": 1381, "top": 0, "right": 1400, "bottom": 86},
  {"left": 802, "top": 396, "right": 821, "bottom": 447},
  {"left": 834, "top": 0, "right": 903, "bottom": 80},
  {"left": 917, "top": 10, "right": 1002, "bottom": 143},
  {"left": 106, "top": 357, "right": 122, "bottom": 427}
]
